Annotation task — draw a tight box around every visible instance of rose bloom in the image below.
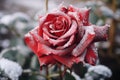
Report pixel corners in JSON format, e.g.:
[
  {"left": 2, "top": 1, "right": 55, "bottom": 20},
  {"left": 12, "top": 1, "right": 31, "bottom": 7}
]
[{"left": 24, "top": 5, "right": 109, "bottom": 68}]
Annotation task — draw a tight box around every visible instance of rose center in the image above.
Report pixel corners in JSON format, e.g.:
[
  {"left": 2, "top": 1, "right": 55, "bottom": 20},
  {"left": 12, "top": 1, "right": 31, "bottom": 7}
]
[{"left": 55, "top": 21, "right": 63, "bottom": 30}]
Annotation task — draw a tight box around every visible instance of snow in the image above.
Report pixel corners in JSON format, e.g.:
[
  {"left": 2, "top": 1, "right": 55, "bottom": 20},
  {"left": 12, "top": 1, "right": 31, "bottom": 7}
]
[
  {"left": 1, "top": 39, "right": 10, "bottom": 48},
  {"left": 85, "top": 25, "right": 95, "bottom": 35},
  {"left": 0, "top": 12, "right": 30, "bottom": 27},
  {"left": 96, "top": 19, "right": 104, "bottom": 26},
  {"left": 12, "top": 12, "right": 30, "bottom": 22},
  {"left": 88, "top": 65, "right": 112, "bottom": 78},
  {"left": 100, "top": 6, "right": 114, "bottom": 18},
  {"left": 0, "top": 58, "right": 22, "bottom": 80},
  {"left": 0, "top": 27, "right": 8, "bottom": 34},
  {"left": 85, "top": 0, "right": 103, "bottom": 7},
  {"left": 0, "top": 15, "right": 12, "bottom": 26},
  {"left": 114, "top": 9, "right": 120, "bottom": 20}
]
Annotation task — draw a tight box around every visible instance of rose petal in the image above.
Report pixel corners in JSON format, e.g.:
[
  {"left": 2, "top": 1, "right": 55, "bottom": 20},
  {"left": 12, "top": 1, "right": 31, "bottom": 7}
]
[
  {"left": 38, "top": 16, "right": 48, "bottom": 36},
  {"left": 24, "top": 33, "right": 38, "bottom": 54},
  {"left": 30, "top": 27, "right": 50, "bottom": 45},
  {"left": 52, "top": 44, "right": 76, "bottom": 56},
  {"left": 37, "top": 43, "right": 76, "bottom": 56},
  {"left": 53, "top": 55, "right": 74, "bottom": 68},
  {"left": 37, "top": 43, "right": 52, "bottom": 56},
  {"left": 38, "top": 13, "right": 57, "bottom": 36},
  {"left": 50, "top": 29, "right": 64, "bottom": 33},
  {"left": 68, "top": 6, "right": 90, "bottom": 26},
  {"left": 64, "top": 35, "right": 75, "bottom": 47},
  {"left": 38, "top": 55, "right": 56, "bottom": 66},
  {"left": 68, "top": 12, "right": 82, "bottom": 26},
  {"left": 93, "top": 24, "right": 110, "bottom": 42},
  {"left": 48, "top": 12, "right": 71, "bottom": 27},
  {"left": 58, "top": 34, "right": 75, "bottom": 49},
  {"left": 59, "top": 20, "right": 77, "bottom": 39},
  {"left": 43, "top": 32, "right": 50, "bottom": 40},
  {"left": 43, "top": 32, "right": 66, "bottom": 46},
  {"left": 43, "top": 27, "right": 58, "bottom": 39},
  {"left": 84, "top": 44, "right": 98, "bottom": 65},
  {"left": 68, "top": 5, "right": 77, "bottom": 12},
  {"left": 72, "top": 26, "right": 95, "bottom": 57},
  {"left": 78, "top": 7, "right": 90, "bottom": 26},
  {"left": 57, "top": 3, "right": 68, "bottom": 13},
  {"left": 48, "top": 38, "right": 66, "bottom": 46},
  {"left": 74, "top": 49, "right": 87, "bottom": 63}
]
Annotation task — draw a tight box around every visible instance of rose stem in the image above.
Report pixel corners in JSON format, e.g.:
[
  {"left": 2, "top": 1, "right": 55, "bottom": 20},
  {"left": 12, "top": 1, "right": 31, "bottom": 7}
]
[
  {"left": 57, "top": 64, "right": 63, "bottom": 80},
  {"left": 46, "top": 66, "right": 51, "bottom": 80},
  {"left": 45, "top": 0, "right": 48, "bottom": 13}
]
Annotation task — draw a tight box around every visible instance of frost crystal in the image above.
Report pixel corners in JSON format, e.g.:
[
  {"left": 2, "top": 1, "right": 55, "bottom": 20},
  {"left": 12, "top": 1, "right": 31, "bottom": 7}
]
[{"left": 0, "top": 58, "right": 22, "bottom": 80}]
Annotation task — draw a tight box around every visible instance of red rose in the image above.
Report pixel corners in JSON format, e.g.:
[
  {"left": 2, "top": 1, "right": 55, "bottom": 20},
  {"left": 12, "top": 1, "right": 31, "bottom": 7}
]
[{"left": 24, "top": 5, "right": 109, "bottom": 68}]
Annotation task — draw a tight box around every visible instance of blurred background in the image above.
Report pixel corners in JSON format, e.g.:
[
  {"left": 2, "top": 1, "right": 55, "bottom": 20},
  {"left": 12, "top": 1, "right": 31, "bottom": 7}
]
[{"left": 0, "top": 0, "right": 120, "bottom": 80}]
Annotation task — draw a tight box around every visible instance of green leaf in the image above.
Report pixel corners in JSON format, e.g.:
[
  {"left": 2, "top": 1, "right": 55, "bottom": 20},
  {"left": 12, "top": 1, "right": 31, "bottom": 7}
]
[
  {"left": 30, "top": 55, "right": 39, "bottom": 69},
  {"left": 64, "top": 72, "right": 75, "bottom": 80},
  {"left": 89, "top": 11, "right": 99, "bottom": 24}
]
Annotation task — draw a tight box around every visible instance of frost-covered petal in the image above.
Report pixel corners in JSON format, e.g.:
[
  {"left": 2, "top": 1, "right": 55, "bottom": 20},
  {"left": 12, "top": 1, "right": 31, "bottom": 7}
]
[
  {"left": 93, "top": 24, "right": 110, "bottom": 42},
  {"left": 68, "top": 11, "right": 82, "bottom": 26},
  {"left": 38, "top": 55, "right": 56, "bottom": 66},
  {"left": 78, "top": 7, "right": 90, "bottom": 26},
  {"left": 59, "top": 20, "right": 77, "bottom": 39},
  {"left": 53, "top": 55, "right": 74, "bottom": 68},
  {"left": 58, "top": 34, "right": 75, "bottom": 49},
  {"left": 43, "top": 27, "right": 58, "bottom": 39},
  {"left": 37, "top": 43, "right": 76, "bottom": 56},
  {"left": 24, "top": 32, "right": 38, "bottom": 54},
  {"left": 72, "top": 26, "right": 95, "bottom": 57},
  {"left": 84, "top": 44, "right": 98, "bottom": 65},
  {"left": 43, "top": 32, "right": 67, "bottom": 46},
  {"left": 30, "top": 27, "right": 50, "bottom": 46},
  {"left": 24, "top": 27, "right": 50, "bottom": 56},
  {"left": 38, "top": 12, "right": 71, "bottom": 36}
]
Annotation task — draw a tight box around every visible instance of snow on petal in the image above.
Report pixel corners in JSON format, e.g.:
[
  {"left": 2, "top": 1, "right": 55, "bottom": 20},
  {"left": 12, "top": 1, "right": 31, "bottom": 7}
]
[
  {"left": 68, "top": 11, "right": 82, "bottom": 26},
  {"left": 59, "top": 20, "right": 77, "bottom": 39},
  {"left": 52, "top": 44, "right": 76, "bottom": 56},
  {"left": 58, "top": 34, "right": 75, "bottom": 49},
  {"left": 49, "top": 12, "right": 71, "bottom": 27},
  {"left": 74, "top": 49, "right": 87, "bottom": 63},
  {"left": 43, "top": 27, "right": 58, "bottom": 39},
  {"left": 78, "top": 7, "right": 90, "bottom": 26},
  {"left": 30, "top": 27, "right": 50, "bottom": 46},
  {"left": 24, "top": 32, "right": 38, "bottom": 54},
  {"left": 48, "top": 38, "right": 66, "bottom": 46},
  {"left": 84, "top": 44, "right": 98, "bottom": 65},
  {"left": 72, "top": 26, "right": 95, "bottom": 57},
  {"left": 37, "top": 43, "right": 76, "bottom": 56},
  {"left": 93, "top": 24, "right": 110, "bottom": 42},
  {"left": 43, "top": 32, "right": 66, "bottom": 46}
]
